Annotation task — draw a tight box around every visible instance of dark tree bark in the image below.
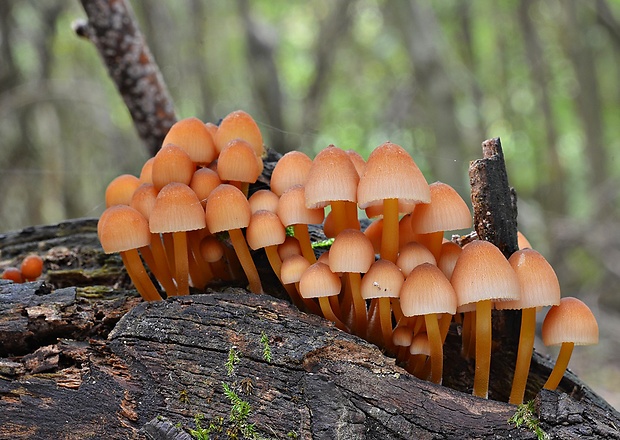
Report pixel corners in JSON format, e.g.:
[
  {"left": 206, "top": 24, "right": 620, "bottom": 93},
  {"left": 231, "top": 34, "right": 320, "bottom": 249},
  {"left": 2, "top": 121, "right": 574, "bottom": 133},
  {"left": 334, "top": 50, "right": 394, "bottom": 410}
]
[{"left": 75, "top": 0, "right": 177, "bottom": 157}]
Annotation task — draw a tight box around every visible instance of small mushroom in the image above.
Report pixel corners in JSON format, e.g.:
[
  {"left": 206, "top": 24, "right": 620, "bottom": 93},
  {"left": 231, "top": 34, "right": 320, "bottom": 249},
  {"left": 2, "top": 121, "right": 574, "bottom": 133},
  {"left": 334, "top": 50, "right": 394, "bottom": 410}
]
[
  {"left": 450, "top": 240, "right": 520, "bottom": 398},
  {"left": 206, "top": 184, "right": 263, "bottom": 294},
  {"left": 149, "top": 183, "right": 206, "bottom": 295},
  {"left": 496, "top": 249, "right": 561, "bottom": 404},
  {"left": 357, "top": 142, "right": 430, "bottom": 263},
  {"left": 98, "top": 205, "right": 161, "bottom": 301},
  {"left": 277, "top": 185, "right": 324, "bottom": 264},
  {"left": 400, "top": 263, "right": 457, "bottom": 384},
  {"left": 20, "top": 254, "right": 43, "bottom": 282},
  {"left": 299, "top": 262, "right": 347, "bottom": 331},
  {"left": 542, "top": 297, "right": 598, "bottom": 391},
  {"left": 329, "top": 229, "right": 375, "bottom": 335}
]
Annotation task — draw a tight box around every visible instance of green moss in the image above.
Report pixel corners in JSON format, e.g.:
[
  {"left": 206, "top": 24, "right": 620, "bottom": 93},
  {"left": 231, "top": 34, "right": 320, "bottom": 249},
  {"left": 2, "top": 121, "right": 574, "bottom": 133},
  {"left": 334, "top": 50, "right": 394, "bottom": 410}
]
[{"left": 508, "top": 400, "right": 549, "bottom": 440}]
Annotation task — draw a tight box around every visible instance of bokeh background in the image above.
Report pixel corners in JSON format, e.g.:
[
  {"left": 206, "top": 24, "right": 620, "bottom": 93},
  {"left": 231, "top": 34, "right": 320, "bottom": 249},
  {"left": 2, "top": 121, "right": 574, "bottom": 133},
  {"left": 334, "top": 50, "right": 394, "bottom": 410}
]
[{"left": 1, "top": 0, "right": 618, "bottom": 408}]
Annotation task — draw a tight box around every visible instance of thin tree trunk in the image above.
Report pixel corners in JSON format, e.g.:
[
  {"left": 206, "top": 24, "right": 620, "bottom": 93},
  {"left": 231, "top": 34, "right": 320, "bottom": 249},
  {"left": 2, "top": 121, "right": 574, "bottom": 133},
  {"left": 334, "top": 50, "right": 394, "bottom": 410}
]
[{"left": 76, "top": 0, "right": 177, "bottom": 157}]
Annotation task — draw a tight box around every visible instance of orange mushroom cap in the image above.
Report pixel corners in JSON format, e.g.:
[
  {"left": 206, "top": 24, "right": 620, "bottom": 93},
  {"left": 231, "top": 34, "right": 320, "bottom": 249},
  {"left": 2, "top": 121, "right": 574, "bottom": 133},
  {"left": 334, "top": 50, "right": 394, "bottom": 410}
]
[
  {"left": 299, "top": 262, "right": 341, "bottom": 299},
  {"left": 542, "top": 297, "right": 599, "bottom": 346},
  {"left": 162, "top": 117, "right": 217, "bottom": 166},
  {"left": 214, "top": 110, "right": 264, "bottom": 157},
  {"left": 396, "top": 242, "right": 436, "bottom": 277},
  {"left": 152, "top": 144, "right": 195, "bottom": 191},
  {"left": 248, "top": 189, "right": 280, "bottom": 214},
  {"left": 304, "top": 145, "right": 359, "bottom": 209},
  {"left": 189, "top": 167, "right": 222, "bottom": 207},
  {"left": 281, "top": 254, "right": 311, "bottom": 285},
  {"left": 437, "top": 241, "right": 462, "bottom": 280},
  {"left": 139, "top": 157, "right": 154, "bottom": 184},
  {"left": 277, "top": 236, "right": 302, "bottom": 261},
  {"left": 149, "top": 183, "right": 206, "bottom": 233},
  {"left": 105, "top": 174, "right": 141, "bottom": 207},
  {"left": 409, "top": 181, "right": 472, "bottom": 234},
  {"left": 450, "top": 240, "right": 520, "bottom": 307},
  {"left": 517, "top": 231, "right": 532, "bottom": 250},
  {"left": 217, "top": 139, "right": 261, "bottom": 184},
  {"left": 246, "top": 210, "right": 286, "bottom": 250},
  {"left": 360, "top": 259, "right": 404, "bottom": 300},
  {"left": 328, "top": 229, "right": 375, "bottom": 274},
  {"left": 277, "top": 185, "right": 325, "bottom": 227},
  {"left": 496, "top": 249, "right": 561, "bottom": 310},
  {"left": 205, "top": 184, "right": 252, "bottom": 233},
  {"left": 21, "top": 254, "right": 44, "bottom": 281},
  {"left": 270, "top": 150, "right": 313, "bottom": 197},
  {"left": 98, "top": 205, "right": 151, "bottom": 253},
  {"left": 200, "top": 235, "right": 225, "bottom": 263},
  {"left": 400, "top": 263, "right": 457, "bottom": 316},
  {"left": 2, "top": 267, "right": 23, "bottom": 283},
  {"left": 130, "top": 183, "right": 158, "bottom": 220},
  {"left": 357, "top": 141, "right": 430, "bottom": 209},
  {"left": 345, "top": 149, "right": 366, "bottom": 177},
  {"left": 409, "top": 332, "right": 431, "bottom": 356}
]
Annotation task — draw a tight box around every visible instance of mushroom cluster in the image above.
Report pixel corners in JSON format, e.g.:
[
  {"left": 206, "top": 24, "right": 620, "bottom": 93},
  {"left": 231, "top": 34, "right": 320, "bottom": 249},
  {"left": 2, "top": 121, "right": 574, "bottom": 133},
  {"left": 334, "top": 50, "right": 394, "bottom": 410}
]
[{"left": 98, "top": 110, "right": 598, "bottom": 403}]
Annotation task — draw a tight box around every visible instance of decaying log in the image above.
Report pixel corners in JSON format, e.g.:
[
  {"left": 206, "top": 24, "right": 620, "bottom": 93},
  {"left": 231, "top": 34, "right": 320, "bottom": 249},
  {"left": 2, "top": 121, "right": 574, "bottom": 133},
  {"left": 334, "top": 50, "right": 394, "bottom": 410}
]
[{"left": 1, "top": 214, "right": 619, "bottom": 439}]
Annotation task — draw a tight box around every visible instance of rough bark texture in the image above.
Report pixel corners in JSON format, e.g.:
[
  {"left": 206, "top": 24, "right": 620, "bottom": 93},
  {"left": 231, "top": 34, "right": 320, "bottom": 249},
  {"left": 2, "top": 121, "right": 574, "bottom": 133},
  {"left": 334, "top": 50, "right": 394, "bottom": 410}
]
[
  {"left": 75, "top": 0, "right": 177, "bottom": 156},
  {"left": 469, "top": 137, "right": 519, "bottom": 259}
]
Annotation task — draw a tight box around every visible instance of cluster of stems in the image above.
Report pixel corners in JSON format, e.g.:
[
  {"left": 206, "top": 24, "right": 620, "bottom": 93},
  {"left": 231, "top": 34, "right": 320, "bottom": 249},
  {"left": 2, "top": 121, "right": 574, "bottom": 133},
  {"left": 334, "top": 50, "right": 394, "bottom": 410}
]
[{"left": 98, "top": 110, "right": 598, "bottom": 404}]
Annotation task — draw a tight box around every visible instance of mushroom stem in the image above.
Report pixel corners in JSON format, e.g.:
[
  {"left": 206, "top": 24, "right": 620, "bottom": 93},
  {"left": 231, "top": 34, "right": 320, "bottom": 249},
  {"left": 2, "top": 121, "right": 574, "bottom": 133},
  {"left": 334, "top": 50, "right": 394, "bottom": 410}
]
[
  {"left": 544, "top": 342, "right": 575, "bottom": 391},
  {"left": 467, "top": 311, "right": 477, "bottom": 360},
  {"left": 347, "top": 272, "right": 368, "bottom": 336},
  {"left": 425, "top": 313, "right": 443, "bottom": 384},
  {"left": 345, "top": 201, "right": 359, "bottom": 230},
  {"left": 391, "top": 298, "right": 404, "bottom": 323},
  {"left": 148, "top": 233, "right": 177, "bottom": 296},
  {"left": 415, "top": 230, "right": 444, "bottom": 261},
  {"left": 461, "top": 311, "right": 474, "bottom": 359},
  {"left": 293, "top": 224, "right": 317, "bottom": 263},
  {"left": 318, "top": 296, "right": 348, "bottom": 331},
  {"left": 173, "top": 231, "right": 190, "bottom": 296},
  {"left": 228, "top": 228, "right": 263, "bottom": 293},
  {"left": 120, "top": 249, "right": 161, "bottom": 301},
  {"left": 330, "top": 200, "right": 348, "bottom": 236},
  {"left": 380, "top": 198, "right": 399, "bottom": 263},
  {"left": 509, "top": 307, "right": 537, "bottom": 404},
  {"left": 189, "top": 230, "right": 213, "bottom": 286},
  {"left": 439, "top": 313, "right": 452, "bottom": 345},
  {"left": 378, "top": 297, "right": 394, "bottom": 350},
  {"left": 162, "top": 232, "right": 176, "bottom": 275},
  {"left": 473, "top": 299, "right": 492, "bottom": 398},
  {"left": 139, "top": 244, "right": 175, "bottom": 297}
]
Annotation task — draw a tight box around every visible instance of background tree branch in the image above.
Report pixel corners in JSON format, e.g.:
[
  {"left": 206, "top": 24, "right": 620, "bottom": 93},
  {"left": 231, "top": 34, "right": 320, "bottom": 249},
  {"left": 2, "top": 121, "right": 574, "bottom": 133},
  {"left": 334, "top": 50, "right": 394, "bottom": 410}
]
[{"left": 75, "top": 0, "right": 177, "bottom": 156}]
